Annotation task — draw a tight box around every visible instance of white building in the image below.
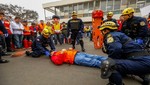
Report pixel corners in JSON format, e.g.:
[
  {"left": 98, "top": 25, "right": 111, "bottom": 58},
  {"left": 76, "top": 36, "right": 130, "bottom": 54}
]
[{"left": 42, "top": 0, "right": 150, "bottom": 24}]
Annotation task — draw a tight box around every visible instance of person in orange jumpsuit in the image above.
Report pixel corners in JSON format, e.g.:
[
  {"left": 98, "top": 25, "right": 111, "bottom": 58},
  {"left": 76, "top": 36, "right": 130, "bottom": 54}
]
[{"left": 50, "top": 48, "right": 107, "bottom": 68}]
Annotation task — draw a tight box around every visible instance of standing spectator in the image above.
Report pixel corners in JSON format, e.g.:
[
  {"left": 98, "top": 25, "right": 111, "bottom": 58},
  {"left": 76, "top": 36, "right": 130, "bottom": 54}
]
[
  {"left": 61, "top": 22, "right": 68, "bottom": 44},
  {"left": 10, "top": 17, "right": 24, "bottom": 49},
  {"left": 67, "top": 11, "right": 85, "bottom": 52},
  {"left": 52, "top": 15, "right": 63, "bottom": 45},
  {"left": 38, "top": 20, "right": 46, "bottom": 35},
  {"left": 22, "top": 21, "right": 31, "bottom": 41},
  {"left": 4, "top": 18, "right": 14, "bottom": 52},
  {"left": 0, "top": 11, "right": 9, "bottom": 63},
  {"left": 121, "top": 7, "right": 148, "bottom": 47},
  {"left": 29, "top": 22, "right": 38, "bottom": 41}
]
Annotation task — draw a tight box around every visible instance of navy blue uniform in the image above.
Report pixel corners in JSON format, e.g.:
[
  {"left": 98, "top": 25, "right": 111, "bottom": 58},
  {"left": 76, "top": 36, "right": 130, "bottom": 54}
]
[
  {"left": 121, "top": 16, "right": 148, "bottom": 46},
  {"left": 31, "top": 35, "right": 55, "bottom": 57},
  {"left": 67, "top": 18, "right": 85, "bottom": 51},
  {"left": 103, "top": 32, "right": 150, "bottom": 85}
]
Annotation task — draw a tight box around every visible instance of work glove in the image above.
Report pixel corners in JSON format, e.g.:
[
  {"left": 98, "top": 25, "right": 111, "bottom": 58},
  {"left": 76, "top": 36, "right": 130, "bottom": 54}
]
[
  {"left": 136, "top": 39, "right": 144, "bottom": 45},
  {"left": 4, "top": 33, "right": 8, "bottom": 37},
  {"left": 45, "top": 51, "right": 50, "bottom": 57}
]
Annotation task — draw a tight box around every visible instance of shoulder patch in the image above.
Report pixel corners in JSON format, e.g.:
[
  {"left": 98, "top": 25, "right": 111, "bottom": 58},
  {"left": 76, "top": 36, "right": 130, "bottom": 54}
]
[
  {"left": 140, "top": 21, "right": 146, "bottom": 26},
  {"left": 107, "top": 34, "right": 112, "bottom": 38},
  {"left": 107, "top": 37, "right": 114, "bottom": 44}
]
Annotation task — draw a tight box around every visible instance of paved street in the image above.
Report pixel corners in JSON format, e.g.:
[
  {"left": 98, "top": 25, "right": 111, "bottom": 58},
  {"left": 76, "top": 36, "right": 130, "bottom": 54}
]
[{"left": 0, "top": 38, "right": 141, "bottom": 85}]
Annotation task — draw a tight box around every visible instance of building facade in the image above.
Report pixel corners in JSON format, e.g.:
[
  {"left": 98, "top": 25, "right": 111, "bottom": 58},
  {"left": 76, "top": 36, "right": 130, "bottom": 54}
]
[{"left": 42, "top": 0, "right": 150, "bottom": 23}]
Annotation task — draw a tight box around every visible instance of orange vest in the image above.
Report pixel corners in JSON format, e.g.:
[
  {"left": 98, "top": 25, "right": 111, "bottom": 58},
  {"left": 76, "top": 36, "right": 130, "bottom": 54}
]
[
  {"left": 63, "top": 50, "right": 77, "bottom": 64},
  {"left": 23, "top": 26, "right": 31, "bottom": 35},
  {"left": 39, "top": 23, "right": 46, "bottom": 32},
  {"left": 4, "top": 20, "right": 12, "bottom": 34},
  {"left": 51, "top": 49, "right": 77, "bottom": 65}
]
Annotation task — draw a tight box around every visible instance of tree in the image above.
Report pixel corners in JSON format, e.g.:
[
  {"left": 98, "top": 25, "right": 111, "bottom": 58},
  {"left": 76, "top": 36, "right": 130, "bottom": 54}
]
[{"left": 0, "top": 4, "right": 39, "bottom": 21}]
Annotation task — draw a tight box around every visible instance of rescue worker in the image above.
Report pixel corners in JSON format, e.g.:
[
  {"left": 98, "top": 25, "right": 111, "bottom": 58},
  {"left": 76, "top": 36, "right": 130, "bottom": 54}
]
[
  {"left": 103, "top": 12, "right": 118, "bottom": 26},
  {"left": 98, "top": 21, "right": 150, "bottom": 85},
  {"left": 25, "top": 29, "right": 55, "bottom": 58},
  {"left": 0, "top": 11, "right": 9, "bottom": 63},
  {"left": 121, "top": 7, "right": 149, "bottom": 47},
  {"left": 50, "top": 48, "right": 107, "bottom": 68},
  {"left": 67, "top": 11, "right": 85, "bottom": 52}
]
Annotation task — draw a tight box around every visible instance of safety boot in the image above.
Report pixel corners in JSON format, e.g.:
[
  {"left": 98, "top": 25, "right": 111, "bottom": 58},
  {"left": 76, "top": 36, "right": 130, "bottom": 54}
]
[
  {"left": 81, "top": 48, "right": 85, "bottom": 52},
  {"left": 25, "top": 51, "right": 31, "bottom": 56}
]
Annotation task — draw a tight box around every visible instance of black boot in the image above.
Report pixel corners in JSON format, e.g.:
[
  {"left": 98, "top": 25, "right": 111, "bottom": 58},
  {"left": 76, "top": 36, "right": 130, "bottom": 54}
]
[
  {"left": 81, "top": 48, "right": 85, "bottom": 52},
  {"left": 25, "top": 51, "right": 31, "bottom": 56}
]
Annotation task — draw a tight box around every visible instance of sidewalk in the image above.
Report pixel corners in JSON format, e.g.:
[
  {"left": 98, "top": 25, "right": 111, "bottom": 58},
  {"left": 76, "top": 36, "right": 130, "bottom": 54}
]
[{"left": 0, "top": 38, "right": 141, "bottom": 85}]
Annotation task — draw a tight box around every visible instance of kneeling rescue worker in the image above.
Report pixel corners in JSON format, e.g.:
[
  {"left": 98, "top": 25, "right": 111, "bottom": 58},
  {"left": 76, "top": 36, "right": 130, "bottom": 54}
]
[
  {"left": 26, "top": 29, "right": 55, "bottom": 58},
  {"left": 99, "top": 21, "right": 150, "bottom": 85}
]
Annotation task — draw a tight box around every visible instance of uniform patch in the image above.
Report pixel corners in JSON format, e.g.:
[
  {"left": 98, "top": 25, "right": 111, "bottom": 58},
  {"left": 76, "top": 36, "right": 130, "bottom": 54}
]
[
  {"left": 140, "top": 21, "right": 146, "bottom": 26},
  {"left": 107, "top": 34, "right": 112, "bottom": 38},
  {"left": 107, "top": 37, "right": 114, "bottom": 44}
]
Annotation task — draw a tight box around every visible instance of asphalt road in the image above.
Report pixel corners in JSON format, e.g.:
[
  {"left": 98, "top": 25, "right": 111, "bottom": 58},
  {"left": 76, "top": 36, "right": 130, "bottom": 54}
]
[{"left": 0, "top": 38, "right": 142, "bottom": 85}]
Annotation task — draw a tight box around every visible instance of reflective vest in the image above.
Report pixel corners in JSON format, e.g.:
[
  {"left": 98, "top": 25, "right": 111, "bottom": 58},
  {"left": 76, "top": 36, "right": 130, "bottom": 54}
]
[
  {"left": 45, "top": 25, "right": 54, "bottom": 34},
  {"left": 23, "top": 26, "right": 31, "bottom": 35},
  {"left": 4, "top": 20, "right": 12, "bottom": 34},
  {"left": 53, "top": 23, "right": 62, "bottom": 34},
  {"left": 51, "top": 49, "right": 78, "bottom": 65},
  {"left": 63, "top": 50, "right": 77, "bottom": 64},
  {"left": 39, "top": 23, "right": 46, "bottom": 32}
]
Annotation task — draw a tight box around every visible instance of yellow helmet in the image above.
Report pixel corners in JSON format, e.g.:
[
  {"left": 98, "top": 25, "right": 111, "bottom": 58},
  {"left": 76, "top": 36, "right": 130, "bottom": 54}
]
[
  {"left": 42, "top": 29, "right": 50, "bottom": 38},
  {"left": 107, "top": 12, "right": 113, "bottom": 16},
  {"left": 72, "top": 11, "right": 77, "bottom": 16},
  {"left": 122, "top": 7, "right": 135, "bottom": 15},
  {"left": 99, "top": 21, "right": 118, "bottom": 31}
]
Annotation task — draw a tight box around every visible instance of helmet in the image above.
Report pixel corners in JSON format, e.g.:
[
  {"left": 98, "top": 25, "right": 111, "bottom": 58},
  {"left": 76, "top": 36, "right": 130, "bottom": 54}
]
[
  {"left": 107, "top": 12, "right": 113, "bottom": 16},
  {"left": 72, "top": 11, "right": 77, "bottom": 16},
  {"left": 99, "top": 21, "right": 118, "bottom": 31},
  {"left": 122, "top": 7, "right": 135, "bottom": 15},
  {"left": 42, "top": 29, "right": 50, "bottom": 38},
  {"left": 52, "top": 15, "right": 60, "bottom": 19}
]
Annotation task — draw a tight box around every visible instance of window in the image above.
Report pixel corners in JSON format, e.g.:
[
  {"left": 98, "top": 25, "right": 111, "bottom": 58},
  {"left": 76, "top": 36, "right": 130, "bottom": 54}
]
[
  {"left": 84, "top": 2, "right": 88, "bottom": 9},
  {"left": 64, "top": 6, "right": 69, "bottom": 12},
  {"left": 95, "top": 0, "right": 100, "bottom": 9},
  {"left": 114, "top": 0, "right": 121, "bottom": 10},
  {"left": 101, "top": 0, "right": 106, "bottom": 11},
  {"left": 107, "top": 0, "right": 113, "bottom": 11},
  {"left": 78, "top": 3, "right": 83, "bottom": 10},
  {"left": 73, "top": 4, "right": 77, "bottom": 11},
  {"left": 89, "top": 1, "right": 94, "bottom": 10},
  {"left": 146, "top": 0, "right": 150, "bottom": 2}
]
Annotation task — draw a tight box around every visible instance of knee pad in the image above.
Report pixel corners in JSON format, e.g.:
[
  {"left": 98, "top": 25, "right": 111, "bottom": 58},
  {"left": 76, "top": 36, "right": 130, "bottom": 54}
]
[{"left": 101, "top": 58, "right": 116, "bottom": 79}]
